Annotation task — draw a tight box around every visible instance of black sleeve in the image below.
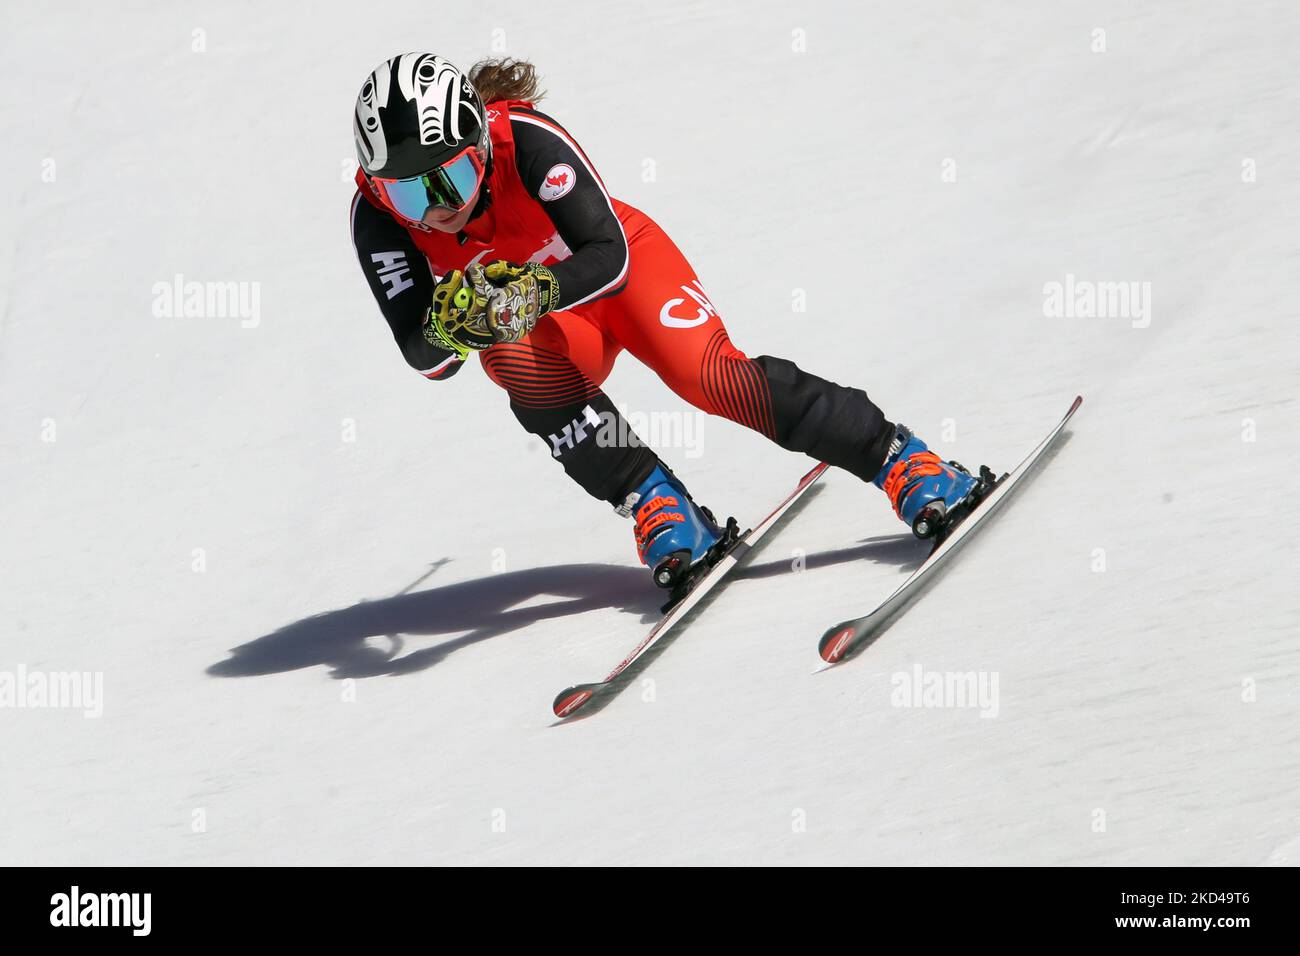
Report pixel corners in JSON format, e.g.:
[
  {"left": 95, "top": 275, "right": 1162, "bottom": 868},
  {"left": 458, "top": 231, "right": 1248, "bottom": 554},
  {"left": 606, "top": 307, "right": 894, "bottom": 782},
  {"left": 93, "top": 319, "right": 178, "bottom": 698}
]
[
  {"left": 510, "top": 108, "right": 629, "bottom": 310},
  {"left": 349, "top": 191, "right": 464, "bottom": 380}
]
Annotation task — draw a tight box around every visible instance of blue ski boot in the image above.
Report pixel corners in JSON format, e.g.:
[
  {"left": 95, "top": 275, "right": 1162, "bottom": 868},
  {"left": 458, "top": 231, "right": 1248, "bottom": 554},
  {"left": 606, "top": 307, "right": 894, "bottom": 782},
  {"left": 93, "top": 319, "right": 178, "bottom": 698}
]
[
  {"left": 620, "top": 464, "right": 724, "bottom": 590},
  {"left": 874, "top": 425, "right": 982, "bottom": 539}
]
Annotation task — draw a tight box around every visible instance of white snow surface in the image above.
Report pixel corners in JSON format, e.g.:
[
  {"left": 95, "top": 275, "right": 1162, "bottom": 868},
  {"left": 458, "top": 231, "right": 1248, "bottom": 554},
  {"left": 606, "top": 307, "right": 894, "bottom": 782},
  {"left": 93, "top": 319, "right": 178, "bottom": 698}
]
[{"left": 1, "top": 1, "right": 1298, "bottom": 866}]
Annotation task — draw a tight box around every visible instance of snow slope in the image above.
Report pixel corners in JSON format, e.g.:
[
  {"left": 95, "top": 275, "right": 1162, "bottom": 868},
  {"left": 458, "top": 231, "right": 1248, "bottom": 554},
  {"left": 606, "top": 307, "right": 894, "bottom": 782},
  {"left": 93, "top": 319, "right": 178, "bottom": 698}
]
[{"left": 1, "top": 0, "right": 1297, "bottom": 865}]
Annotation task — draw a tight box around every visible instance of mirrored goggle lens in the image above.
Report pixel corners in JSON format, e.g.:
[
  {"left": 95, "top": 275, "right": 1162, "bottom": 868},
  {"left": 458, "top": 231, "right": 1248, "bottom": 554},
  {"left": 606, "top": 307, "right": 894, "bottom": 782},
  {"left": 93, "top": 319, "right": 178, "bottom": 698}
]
[
  {"left": 438, "top": 151, "right": 482, "bottom": 209},
  {"left": 376, "top": 151, "right": 482, "bottom": 221},
  {"left": 378, "top": 176, "right": 439, "bottom": 221}
]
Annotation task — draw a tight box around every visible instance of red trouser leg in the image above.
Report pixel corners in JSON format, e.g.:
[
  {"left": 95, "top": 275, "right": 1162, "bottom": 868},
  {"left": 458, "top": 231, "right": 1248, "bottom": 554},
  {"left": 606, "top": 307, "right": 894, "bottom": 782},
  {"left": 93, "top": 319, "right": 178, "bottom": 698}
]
[
  {"left": 580, "top": 212, "right": 775, "bottom": 437},
  {"left": 480, "top": 307, "right": 618, "bottom": 408},
  {"left": 580, "top": 209, "right": 892, "bottom": 482},
  {"left": 480, "top": 305, "right": 661, "bottom": 504}
]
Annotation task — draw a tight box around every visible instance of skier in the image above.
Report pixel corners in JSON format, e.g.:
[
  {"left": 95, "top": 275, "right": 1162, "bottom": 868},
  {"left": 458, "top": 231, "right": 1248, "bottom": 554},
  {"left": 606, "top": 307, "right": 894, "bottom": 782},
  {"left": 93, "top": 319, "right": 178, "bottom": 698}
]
[{"left": 349, "top": 54, "right": 983, "bottom": 591}]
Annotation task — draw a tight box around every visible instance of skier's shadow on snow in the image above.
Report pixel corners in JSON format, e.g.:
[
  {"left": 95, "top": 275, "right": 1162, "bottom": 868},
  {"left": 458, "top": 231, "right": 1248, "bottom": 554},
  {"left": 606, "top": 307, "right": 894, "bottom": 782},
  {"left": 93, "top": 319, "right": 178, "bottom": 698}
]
[
  {"left": 207, "top": 562, "right": 663, "bottom": 680},
  {"left": 207, "top": 538, "right": 919, "bottom": 682}
]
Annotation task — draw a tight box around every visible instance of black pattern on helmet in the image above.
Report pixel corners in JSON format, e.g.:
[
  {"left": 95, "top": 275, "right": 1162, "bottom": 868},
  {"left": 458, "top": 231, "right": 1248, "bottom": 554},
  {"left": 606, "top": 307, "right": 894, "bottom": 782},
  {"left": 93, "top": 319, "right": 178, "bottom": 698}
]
[{"left": 354, "top": 53, "right": 488, "bottom": 179}]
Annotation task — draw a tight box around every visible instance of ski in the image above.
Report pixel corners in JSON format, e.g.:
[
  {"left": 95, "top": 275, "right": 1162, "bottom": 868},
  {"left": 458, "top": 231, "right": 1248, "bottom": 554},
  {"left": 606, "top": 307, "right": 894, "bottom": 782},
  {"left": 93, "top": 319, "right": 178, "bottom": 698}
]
[
  {"left": 553, "top": 461, "right": 830, "bottom": 719},
  {"left": 818, "top": 395, "right": 1083, "bottom": 665}
]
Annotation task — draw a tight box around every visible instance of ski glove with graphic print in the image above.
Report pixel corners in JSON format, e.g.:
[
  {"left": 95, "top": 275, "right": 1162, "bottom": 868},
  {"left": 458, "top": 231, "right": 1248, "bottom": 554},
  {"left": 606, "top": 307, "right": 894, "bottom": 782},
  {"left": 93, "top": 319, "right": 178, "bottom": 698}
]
[{"left": 473, "top": 260, "right": 560, "bottom": 345}]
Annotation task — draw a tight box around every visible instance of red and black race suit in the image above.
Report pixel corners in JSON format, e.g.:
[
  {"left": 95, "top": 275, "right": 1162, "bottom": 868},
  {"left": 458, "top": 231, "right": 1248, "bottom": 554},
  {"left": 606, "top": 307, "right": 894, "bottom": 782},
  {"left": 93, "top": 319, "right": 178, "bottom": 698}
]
[{"left": 350, "top": 100, "right": 892, "bottom": 504}]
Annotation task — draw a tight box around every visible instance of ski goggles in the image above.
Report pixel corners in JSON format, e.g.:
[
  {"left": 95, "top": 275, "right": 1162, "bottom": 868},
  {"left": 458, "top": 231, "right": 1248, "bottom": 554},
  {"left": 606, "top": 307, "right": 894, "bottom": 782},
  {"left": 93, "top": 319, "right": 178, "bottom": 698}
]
[{"left": 371, "top": 145, "right": 485, "bottom": 222}]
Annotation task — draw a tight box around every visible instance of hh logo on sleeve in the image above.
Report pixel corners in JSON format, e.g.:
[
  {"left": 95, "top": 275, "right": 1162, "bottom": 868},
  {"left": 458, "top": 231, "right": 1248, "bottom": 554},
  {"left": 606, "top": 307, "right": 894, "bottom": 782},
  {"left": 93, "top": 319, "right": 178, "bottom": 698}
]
[{"left": 370, "top": 251, "right": 413, "bottom": 299}]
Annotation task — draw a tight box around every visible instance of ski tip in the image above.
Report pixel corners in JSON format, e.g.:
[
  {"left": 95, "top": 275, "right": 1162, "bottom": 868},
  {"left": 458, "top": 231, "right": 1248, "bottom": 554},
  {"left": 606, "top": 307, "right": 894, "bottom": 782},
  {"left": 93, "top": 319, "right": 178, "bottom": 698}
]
[
  {"left": 788, "top": 462, "right": 830, "bottom": 496},
  {"left": 818, "top": 624, "right": 858, "bottom": 664},
  {"left": 552, "top": 683, "right": 601, "bottom": 719},
  {"left": 800, "top": 461, "right": 831, "bottom": 487},
  {"left": 1070, "top": 394, "right": 1083, "bottom": 412}
]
